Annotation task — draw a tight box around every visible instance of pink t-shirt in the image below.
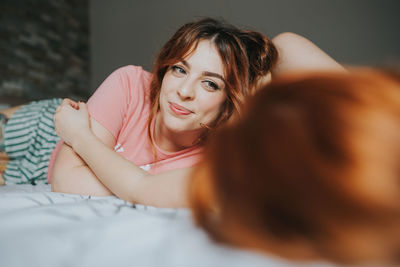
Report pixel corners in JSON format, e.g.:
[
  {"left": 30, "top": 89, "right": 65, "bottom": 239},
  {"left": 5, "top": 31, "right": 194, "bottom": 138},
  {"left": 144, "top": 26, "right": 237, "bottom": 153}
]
[{"left": 47, "top": 65, "right": 202, "bottom": 183}]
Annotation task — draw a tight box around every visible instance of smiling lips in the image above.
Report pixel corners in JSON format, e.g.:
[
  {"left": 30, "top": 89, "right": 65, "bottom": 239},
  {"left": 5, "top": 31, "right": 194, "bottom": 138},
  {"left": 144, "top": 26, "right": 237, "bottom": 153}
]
[{"left": 169, "top": 102, "right": 193, "bottom": 115}]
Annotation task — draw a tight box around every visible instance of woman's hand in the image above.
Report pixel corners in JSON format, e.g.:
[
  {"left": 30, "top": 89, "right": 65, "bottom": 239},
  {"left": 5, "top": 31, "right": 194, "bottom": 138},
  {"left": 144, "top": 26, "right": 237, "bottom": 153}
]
[{"left": 54, "top": 99, "right": 93, "bottom": 148}]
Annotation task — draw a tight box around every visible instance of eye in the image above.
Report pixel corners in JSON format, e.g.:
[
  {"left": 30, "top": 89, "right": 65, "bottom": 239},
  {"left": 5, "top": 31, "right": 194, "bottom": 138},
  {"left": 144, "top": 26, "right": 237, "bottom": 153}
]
[
  {"left": 203, "top": 80, "right": 220, "bottom": 91},
  {"left": 171, "top": 65, "right": 186, "bottom": 75}
]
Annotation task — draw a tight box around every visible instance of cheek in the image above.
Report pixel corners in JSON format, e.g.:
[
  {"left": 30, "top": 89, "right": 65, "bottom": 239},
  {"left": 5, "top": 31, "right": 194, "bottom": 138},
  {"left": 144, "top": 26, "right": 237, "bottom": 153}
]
[
  {"left": 160, "top": 74, "right": 177, "bottom": 98},
  {"left": 198, "top": 94, "right": 226, "bottom": 117}
]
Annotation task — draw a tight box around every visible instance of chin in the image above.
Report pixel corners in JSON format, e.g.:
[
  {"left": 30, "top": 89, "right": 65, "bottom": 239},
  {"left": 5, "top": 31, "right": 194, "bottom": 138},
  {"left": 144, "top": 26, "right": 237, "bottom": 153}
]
[
  {"left": 159, "top": 107, "right": 204, "bottom": 133},
  {"left": 162, "top": 114, "right": 192, "bottom": 132}
]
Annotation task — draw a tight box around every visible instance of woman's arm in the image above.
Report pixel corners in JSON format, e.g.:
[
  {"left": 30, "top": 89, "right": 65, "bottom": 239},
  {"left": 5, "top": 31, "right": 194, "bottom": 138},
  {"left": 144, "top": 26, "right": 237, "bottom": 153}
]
[
  {"left": 54, "top": 101, "right": 191, "bottom": 208},
  {"left": 51, "top": 100, "right": 116, "bottom": 196},
  {"left": 71, "top": 132, "right": 191, "bottom": 208},
  {"left": 271, "top": 32, "right": 347, "bottom": 76}
]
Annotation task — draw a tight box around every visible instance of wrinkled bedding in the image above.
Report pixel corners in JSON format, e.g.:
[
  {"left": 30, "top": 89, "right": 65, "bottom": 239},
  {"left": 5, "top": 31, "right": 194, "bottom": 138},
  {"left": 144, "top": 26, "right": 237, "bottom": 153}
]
[{"left": 0, "top": 184, "right": 333, "bottom": 267}]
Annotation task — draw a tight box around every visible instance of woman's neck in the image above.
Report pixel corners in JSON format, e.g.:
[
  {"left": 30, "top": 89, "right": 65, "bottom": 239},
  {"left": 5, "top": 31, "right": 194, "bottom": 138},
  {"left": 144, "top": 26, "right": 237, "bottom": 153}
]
[{"left": 153, "top": 115, "right": 201, "bottom": 152}]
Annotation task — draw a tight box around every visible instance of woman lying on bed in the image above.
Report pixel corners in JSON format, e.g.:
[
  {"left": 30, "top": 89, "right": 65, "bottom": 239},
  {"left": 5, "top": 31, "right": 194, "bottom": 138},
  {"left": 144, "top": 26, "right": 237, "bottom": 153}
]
[
  {"left": 190, "top": 69, "right": 400, "bottom": 266},
  {"left": 0, "top": 18, "right": 277, "bottom": 194},
  {"left": 0, "top": 17, "right": 344, "bottom": 208}
]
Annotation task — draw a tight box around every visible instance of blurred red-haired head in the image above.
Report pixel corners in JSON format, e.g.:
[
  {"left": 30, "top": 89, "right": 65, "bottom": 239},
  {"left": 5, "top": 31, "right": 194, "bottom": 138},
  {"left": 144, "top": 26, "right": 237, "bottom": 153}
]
[{"left": 190, "top": 70, "right": 400, "bottom": 265}]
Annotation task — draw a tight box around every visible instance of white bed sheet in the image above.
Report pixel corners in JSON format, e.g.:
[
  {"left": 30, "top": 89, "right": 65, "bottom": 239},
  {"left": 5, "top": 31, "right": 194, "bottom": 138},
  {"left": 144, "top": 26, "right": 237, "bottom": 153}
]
[{"left": 0, "top": 184, "right": 334, "bottom": 267}]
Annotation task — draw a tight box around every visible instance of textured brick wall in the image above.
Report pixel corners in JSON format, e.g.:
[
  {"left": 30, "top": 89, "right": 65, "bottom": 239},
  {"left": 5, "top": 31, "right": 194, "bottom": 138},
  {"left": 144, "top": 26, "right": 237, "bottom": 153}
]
[{"left": 0, "top": 0, "right": 89, "bottom": 102}]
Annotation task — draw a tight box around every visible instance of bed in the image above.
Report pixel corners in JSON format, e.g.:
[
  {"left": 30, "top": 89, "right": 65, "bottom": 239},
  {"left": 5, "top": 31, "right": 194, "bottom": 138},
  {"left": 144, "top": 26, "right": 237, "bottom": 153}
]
[{"left": 0, "top": 183, "right": 336, "bottom": 267}]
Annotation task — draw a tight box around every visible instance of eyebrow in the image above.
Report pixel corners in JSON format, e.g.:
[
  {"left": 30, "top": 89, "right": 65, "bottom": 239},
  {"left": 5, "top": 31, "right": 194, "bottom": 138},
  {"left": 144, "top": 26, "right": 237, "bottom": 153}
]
[{"left": 181, "top": 60, "right": 226, "bottom": 83}]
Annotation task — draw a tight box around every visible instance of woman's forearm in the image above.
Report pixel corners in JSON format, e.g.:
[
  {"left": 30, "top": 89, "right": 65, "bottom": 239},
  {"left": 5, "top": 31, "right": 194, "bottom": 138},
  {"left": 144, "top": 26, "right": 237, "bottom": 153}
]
[
  {"left": 51, "top": 164, "right": 113, "bottom": 196},
  {"left": 71, "top": 132, "right": 190, "bottom": 207},
  {"left": 72, "top": 132, "right": 146, "bottom": 200},
  {"left": 51, "top": 109, "right": 118, "bottom": 196}
]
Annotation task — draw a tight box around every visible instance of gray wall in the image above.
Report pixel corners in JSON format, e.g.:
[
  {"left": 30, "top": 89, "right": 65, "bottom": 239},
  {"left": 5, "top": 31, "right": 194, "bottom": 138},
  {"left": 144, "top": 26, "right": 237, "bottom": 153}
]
[{"left": 90, "top": 0, "right": 400, "bottom": 92}]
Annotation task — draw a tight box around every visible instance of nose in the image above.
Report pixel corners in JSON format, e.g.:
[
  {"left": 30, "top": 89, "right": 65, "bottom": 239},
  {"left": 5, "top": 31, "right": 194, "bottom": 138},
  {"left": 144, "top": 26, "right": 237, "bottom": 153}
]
[{"left": 177, "top": 79, "right": 195, "bottom": 100}]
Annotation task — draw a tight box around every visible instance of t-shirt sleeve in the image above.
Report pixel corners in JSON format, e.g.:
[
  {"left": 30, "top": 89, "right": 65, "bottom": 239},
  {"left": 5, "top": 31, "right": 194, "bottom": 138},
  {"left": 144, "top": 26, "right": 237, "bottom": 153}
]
[{"left": 87, "top": 65, "right": 143, "bottom": 138}]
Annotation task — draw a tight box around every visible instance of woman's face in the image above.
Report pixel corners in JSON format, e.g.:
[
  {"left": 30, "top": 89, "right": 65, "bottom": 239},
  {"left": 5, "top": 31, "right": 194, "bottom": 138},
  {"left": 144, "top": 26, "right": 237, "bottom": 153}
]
[{"left": 158, "top": 40, "right": 227, "bottom": 135}]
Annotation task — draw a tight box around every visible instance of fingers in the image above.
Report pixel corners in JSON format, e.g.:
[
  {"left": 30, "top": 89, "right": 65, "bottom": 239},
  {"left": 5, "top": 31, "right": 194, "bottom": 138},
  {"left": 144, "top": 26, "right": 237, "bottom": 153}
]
[
  {"left": 62, "top": 98, "right": 76, "bottom": 107},
  {"left": 78, "top": 101, "right": 87, "bottom": 111},
  {"left": 56, "top": 98, "right": 88, "bottom": 113},
  {"left": 55, "top": 100, "right": 88, "bottom": 117},
  {"left": 54, "top": 99, "right": 76, "bottom": 124},
  {"left": 56, "top": 102, "right": 74, "bottom": 115},
  {"left": 61, "top": 98, "right": 82, "bottom": 110},
  {"left": 54, "top": 100, "right": 89, "bottom": 125}
]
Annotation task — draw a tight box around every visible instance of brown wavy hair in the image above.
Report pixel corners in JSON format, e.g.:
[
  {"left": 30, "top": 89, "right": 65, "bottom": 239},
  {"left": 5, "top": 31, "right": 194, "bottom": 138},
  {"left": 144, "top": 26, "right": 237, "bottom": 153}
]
[
  {"left": 147, "top": 18, "right": 278, "bottom": 147},
  {"left": 190, "top": 70, "right": 400, "bottom": 265}
]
